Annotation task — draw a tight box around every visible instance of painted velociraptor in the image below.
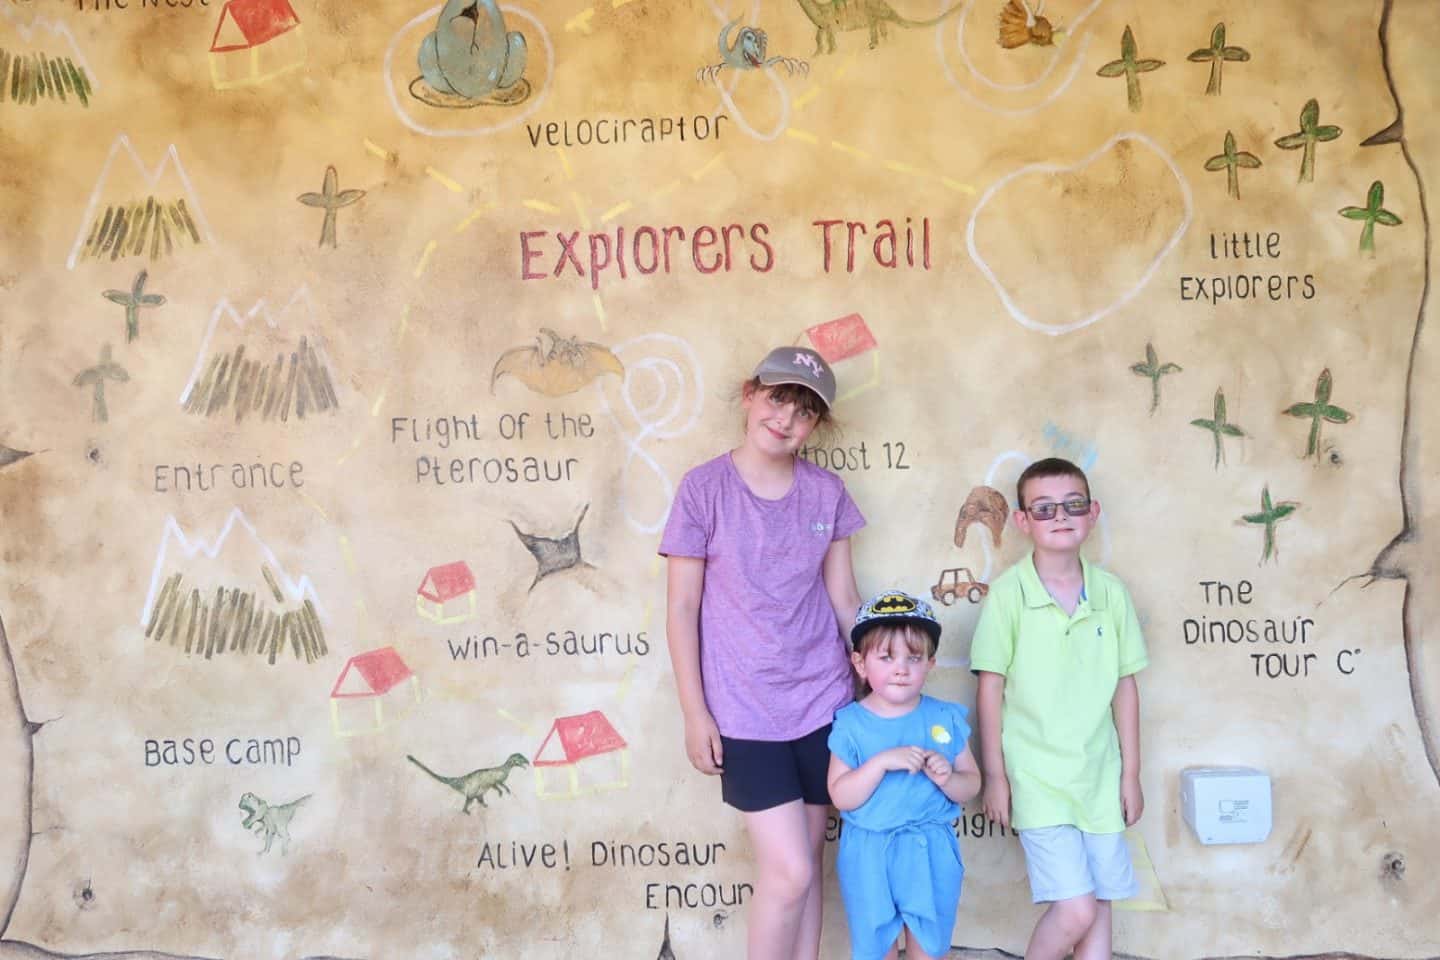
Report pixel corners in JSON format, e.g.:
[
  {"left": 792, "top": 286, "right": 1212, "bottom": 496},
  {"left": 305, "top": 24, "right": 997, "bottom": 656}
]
[
  {"left": 408, "top": 752, "right": 530, "bottom": 813},
  {"left": 793, "top": 0, "right": 965, "bottom": 53}
]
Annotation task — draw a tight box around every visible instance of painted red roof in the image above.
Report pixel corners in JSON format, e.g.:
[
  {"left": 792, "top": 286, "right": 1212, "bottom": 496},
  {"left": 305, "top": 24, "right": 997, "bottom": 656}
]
[
  {"left": 532, "top": 710, "right": 627, "bottom": 766},
  {"left": 806, "top": 313, "right": 877, "bottom": 363},
  {"left": 417, "top": 561, "right": 476, "bottom": 602},
  {"left": 210, "top": 0, "right": 301, "bottom": 52},
  {"left": 330, "top": 647, "right": 413, "bottom": 698}
]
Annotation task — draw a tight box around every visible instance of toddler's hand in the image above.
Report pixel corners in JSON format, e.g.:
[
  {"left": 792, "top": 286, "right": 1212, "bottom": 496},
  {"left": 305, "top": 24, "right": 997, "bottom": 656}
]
[
  {"left": 683, "top": 711, "right": 724, "bottom": 776},
  {"left": 877, "top": 746, "right": 927, "bottom": 774},
  {"left": 922, "top": 751, "right": 952, "bottom": 787},
  {"left": 982, "top": 775, "right": 1011, "bottom": 829}
]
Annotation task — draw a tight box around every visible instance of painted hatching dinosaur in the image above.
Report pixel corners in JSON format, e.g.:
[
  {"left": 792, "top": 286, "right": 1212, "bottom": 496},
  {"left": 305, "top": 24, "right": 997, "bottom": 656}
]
[
  {"left": 237, "top": 791, "right": 310, "bottom": 856},
  {"left": 793, "top": 0, "right": 966, "bottom": 53},
  {"left": 697, "top": 19, "right": 809, "bottom": 83},
  {"left": 408, "top": 752, "right": 530, "bottom": 813}
]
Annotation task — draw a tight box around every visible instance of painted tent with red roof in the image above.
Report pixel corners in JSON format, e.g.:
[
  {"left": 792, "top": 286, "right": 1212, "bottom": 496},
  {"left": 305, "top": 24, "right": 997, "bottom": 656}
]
[
  {"left": 328, "top": 646, "right": 420, "bottom": 737},
  {"left": 804, "top": 312, "right": 881, "bottom": 401},
  {"left": 208, "top": 0, "right": 306, "bottom": 90},
  {"left": 415, "top": 561, "right": 478, "bottom": 624},
  {"left": 531, "top": 710, "right": 630, "bottom": 797}
]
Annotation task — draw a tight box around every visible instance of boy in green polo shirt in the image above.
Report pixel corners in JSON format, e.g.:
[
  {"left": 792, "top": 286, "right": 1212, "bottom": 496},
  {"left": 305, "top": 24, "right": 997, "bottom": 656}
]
[{"left": 970, "top": 457, "right": 1147, "bottom": 960}]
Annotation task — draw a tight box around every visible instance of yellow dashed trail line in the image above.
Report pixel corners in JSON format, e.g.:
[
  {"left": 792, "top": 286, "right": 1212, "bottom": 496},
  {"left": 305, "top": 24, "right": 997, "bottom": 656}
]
[
  {"left": 830, "top": 140, "right": 871, "bottom": 162},
  {"left": 412, "top": 239, "right": 438, "bottom": 278},
  {"left": 570, "top": 191, "right": 593, "bottom": 229},
  {"left": 690, "top": 155, "right": 724, "bottom": 181},
  {"left": 363, "top": 139, "right": 396, "bottom": 163},
  {"left": 498, "top": 708, "right": 536, "bottom": 734},
  {"left": 565, "top": 8, "right": 595, "bottom": 33},
  {"left": 425, "top": 166, "right": 464, "bottom": 193},
  {"left": 601, "top": 201, "right": 633, "bottom": 223},
  {"left": 452, "top": 205, "right": 493, "bottom": 235}
]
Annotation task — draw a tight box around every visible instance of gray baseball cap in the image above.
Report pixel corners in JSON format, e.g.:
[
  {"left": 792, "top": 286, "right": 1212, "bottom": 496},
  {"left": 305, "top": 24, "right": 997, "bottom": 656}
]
[{"left": 752, "top": 346, "right": 836, "bottom": 408}]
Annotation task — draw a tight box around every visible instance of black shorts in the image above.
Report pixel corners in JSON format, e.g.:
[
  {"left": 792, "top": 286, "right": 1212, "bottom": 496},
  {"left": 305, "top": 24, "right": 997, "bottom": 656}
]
[{"left": 719, "top": 724, "right": 833, "bottom": 812}]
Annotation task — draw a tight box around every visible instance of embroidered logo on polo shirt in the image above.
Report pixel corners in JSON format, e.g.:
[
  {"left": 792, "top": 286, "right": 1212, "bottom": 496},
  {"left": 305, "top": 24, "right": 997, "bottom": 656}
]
[{"left": 811, "top": 521, "right": 832, "bottom": 535}]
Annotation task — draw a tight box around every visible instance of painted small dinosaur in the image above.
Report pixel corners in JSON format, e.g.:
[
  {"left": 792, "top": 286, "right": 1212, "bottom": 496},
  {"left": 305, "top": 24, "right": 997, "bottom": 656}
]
[
  {"left": 794, "top": 0, "right": 965, "bottom": 53},
  {"left": 408, "top": 752, "right": 530, "bottom": 813},
  {"left": 238, "top": 791, "right": 310, "bottom": 856}
]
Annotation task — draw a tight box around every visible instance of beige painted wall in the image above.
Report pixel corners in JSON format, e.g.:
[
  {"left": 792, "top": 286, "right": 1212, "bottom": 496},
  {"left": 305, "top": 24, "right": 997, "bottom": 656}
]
[{"left": 1, "top": 0, "right": 1437, "bottom": 957}]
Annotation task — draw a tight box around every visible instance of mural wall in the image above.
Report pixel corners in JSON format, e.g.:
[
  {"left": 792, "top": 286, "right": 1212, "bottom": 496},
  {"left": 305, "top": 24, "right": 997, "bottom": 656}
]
[{"left": 1, "top": 0, "right": 1437, "bottom": 957}]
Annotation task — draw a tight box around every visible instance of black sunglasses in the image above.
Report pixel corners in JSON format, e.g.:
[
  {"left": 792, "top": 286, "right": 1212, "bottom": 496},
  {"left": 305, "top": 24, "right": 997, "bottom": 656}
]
[{"left": 1024, "top": 497, "right": 1091, "bottom": 521}]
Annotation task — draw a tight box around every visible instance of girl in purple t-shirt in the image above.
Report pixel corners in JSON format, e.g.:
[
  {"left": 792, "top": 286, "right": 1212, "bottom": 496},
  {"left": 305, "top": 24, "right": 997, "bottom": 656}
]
[{"left": 660, "top": 345, "right": 866, "bottom": 960}]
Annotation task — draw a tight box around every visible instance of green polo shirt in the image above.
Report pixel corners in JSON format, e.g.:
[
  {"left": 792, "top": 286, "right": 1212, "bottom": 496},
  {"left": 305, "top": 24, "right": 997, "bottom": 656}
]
[{"left": 969, "top": 554, "right": 1147, "bottom": 833}]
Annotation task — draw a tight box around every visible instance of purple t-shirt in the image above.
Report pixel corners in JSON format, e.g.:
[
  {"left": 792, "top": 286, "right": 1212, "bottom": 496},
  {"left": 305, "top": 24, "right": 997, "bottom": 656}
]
[{"left": 659, "top": 453, "right": 866, "bottom": 741}]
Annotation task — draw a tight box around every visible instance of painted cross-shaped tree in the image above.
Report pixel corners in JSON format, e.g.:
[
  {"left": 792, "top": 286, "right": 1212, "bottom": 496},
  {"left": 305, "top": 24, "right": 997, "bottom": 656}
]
[
  {"left": 1129, "top": 342, "right": 1180, "bottom": 414},
  {"left": 298, "top": 166, "right": 366, "bottom": 249},
  {"left": 1339, "top": 180, "right": 1401, "bottom": 255},
  {"left": 1205, "top": 131, "right": 1262, "bottom": 200},
  {"left": 1187, "top": 22, "right": 1249, "bottom": 95},
  {"left": 1096, "top": 26, "right": 1163, "bottom": 112},
  {"left": 101, "top": 269, "right": 166, "bottom": 343},
  {"left": 1243, "top": 484, "right": 1299, "bottom": 565},
  {"left": 72, "top": 344, "right": 129, "bottom": 423},
  {"left": 1274, "top": 99, "right": 1342, "bottom": 183},
  {"left": 1190, "top": 387, "right": 1244, "bottom": 468},
  {"left": 1283, "top": 368, "right": 1352, "bottom": 461}
]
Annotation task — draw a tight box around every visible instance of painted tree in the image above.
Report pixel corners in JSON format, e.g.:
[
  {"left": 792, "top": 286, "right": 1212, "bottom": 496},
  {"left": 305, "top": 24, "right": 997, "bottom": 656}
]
[
  {"left": 1339, "top": 180, "right": 1402, "bottom": 255},
  {"left": 101, "top": 269, "right": 166, "bottom": 343},
  {"left": 1129, "top": 342, "right": 1181, "bottom": 414},
  {"left": 1190, "top": 387, "right": 1244, "bottom": 468},
  {"left": 72, "top": 344, "right": 128, "bottom": 423},
  {"left": 1187, "top": 22, "right": 1249, "bottom": 95},
  {"left": 298, "top": 166, "right": 366, "bottom": 249},
  {"left": 1096, "top": 26, "right": 1163, "bottom": 112},
  {"left": 1242, "top": 484, "right": 1299, "bottom": 565},
  {"left": 1283, "top": 368, "right": 1352, "bottom": 460},
  {"left": 1274, "top": 99, "right": 1342, "bottom": 183},
  {"left": 1204, "top": 131, "right": 1262, "bottom": 199}
]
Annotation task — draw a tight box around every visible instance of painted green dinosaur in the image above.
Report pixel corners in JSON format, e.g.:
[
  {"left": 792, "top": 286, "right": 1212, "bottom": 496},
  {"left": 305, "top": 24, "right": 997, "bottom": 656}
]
[
  {"left": 408, "top": 752, "right": 530, "bottom": 813},
  {"left": 794, "top": 0, "right": 965, "bottom": 54}
]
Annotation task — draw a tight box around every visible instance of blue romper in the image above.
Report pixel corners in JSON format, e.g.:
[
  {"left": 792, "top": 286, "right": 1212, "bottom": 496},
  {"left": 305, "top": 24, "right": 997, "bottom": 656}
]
[{"left": 828, "top": 696, "right": 970, "bottom": 960}]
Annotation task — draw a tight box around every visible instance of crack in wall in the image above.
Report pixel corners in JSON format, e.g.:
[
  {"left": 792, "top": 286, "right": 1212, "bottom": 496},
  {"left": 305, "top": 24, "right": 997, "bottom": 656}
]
[{"left": 1359, "top": 0, "right": 1440, "bottom": 787}]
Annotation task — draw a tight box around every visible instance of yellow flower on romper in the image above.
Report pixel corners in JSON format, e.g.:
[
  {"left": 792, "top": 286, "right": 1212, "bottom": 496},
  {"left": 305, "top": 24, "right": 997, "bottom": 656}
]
[{"left": 930, "top": 725, "right": 951, "bottom": 744}]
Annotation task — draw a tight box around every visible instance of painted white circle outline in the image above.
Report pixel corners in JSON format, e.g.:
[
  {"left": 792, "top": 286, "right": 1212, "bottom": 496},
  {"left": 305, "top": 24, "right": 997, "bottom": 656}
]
[
  {"left": 952, "top": 0, "right": 1106, "bottom": 93},
  {"left": 703, "top": 0, "right": 793, "bottom": 142},
  {"left": 936, "top": 26, "right": 1091, "bottom": 116},
  {"left": 966, "top": 131, "right": 1193, "bottom": 335},
  {"left": 597, "top": 334, "right": 704, "bottom": 534},
  {"left": 383, "top": 4, "right": 554, "bottom": 139}
]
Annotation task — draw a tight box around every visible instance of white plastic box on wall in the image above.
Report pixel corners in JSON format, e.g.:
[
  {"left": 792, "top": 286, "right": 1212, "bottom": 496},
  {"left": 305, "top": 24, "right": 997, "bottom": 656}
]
[{"left": 1180, "top": 767, "right": 1272, "bottom": 845}]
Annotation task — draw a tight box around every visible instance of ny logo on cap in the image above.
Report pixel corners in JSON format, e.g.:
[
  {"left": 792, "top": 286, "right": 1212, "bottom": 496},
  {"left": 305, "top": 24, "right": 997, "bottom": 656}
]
[{"left": 793, "top": 352, "right": 824, "bottom": 378}]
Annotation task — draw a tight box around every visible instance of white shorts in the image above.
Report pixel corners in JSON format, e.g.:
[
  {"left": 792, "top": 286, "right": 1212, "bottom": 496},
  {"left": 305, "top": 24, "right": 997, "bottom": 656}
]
[{"left": 1018, "top": 825, "right": 1138, "bottom": 903}]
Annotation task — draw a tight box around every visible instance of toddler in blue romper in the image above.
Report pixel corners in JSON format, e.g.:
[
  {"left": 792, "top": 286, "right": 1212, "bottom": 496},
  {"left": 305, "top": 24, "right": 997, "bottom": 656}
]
[{"left": 828, "top": 591, "right": 982, "bottom": 960}]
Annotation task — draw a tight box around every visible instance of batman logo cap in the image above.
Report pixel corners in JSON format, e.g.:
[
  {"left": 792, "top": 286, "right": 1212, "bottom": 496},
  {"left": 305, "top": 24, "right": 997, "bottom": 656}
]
[{"left": 851, "top": 590, "right": 942, "bottom": 648}]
